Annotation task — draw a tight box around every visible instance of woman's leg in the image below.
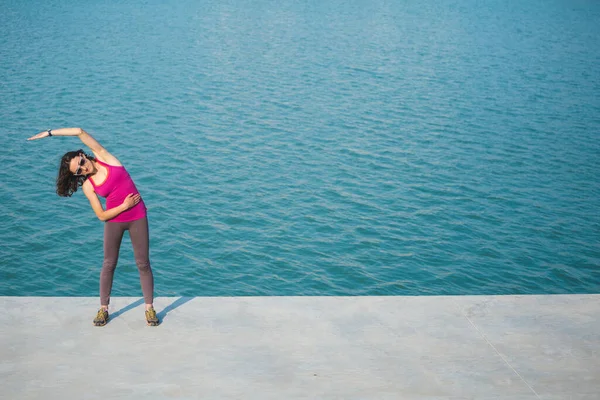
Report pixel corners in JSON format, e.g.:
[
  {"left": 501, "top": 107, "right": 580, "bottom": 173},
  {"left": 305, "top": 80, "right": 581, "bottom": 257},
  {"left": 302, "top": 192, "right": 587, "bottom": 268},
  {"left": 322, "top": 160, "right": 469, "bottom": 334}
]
[
  {"left": 129, "top": 217, "right": 154, "bottom": 306},
  {"left": 100, "top": 221, "right": 126, "bottom": 307}
]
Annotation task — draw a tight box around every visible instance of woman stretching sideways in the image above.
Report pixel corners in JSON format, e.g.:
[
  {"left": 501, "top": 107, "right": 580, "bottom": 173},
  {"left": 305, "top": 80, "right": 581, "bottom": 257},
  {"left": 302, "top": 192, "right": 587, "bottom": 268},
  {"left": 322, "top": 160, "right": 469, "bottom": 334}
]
[{"left": 28, "top": 128, "right": 159, "bottom": 327}]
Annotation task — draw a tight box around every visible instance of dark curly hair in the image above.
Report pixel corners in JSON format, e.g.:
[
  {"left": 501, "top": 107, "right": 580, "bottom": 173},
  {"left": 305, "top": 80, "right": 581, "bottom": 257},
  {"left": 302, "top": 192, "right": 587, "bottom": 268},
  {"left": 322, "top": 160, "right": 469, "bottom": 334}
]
[{"left": 56, "top": 149, "right": 96, "bottom": 197}]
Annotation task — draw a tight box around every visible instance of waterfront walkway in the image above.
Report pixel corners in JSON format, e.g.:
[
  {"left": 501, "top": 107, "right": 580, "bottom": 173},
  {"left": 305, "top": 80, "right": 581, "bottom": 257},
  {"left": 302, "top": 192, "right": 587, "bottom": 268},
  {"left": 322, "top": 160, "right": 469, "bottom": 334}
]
[{"left": 1, "top": 295, "right": 598, "bottom": 399}]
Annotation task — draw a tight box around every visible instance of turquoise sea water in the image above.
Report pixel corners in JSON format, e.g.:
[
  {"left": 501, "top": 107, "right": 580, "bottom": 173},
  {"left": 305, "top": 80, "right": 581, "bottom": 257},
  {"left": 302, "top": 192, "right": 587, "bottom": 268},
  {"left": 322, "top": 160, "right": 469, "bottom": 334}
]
[{"left": 1, "top": 0, "right": 599, "bottom": 297}]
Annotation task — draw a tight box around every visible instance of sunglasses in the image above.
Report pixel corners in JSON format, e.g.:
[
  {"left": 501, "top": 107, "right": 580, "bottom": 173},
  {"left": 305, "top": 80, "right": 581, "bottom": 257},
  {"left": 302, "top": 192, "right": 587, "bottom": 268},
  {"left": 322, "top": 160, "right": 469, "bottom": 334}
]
[{"left": 74, "top": 155, "right": 86, "bottom": 176}]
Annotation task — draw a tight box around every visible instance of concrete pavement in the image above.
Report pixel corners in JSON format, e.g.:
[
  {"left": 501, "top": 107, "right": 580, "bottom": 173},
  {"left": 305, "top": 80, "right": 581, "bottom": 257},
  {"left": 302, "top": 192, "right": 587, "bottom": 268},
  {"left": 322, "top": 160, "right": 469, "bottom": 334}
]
[{"left": 1, "top": 295, "right": 598, "bottom": 399}]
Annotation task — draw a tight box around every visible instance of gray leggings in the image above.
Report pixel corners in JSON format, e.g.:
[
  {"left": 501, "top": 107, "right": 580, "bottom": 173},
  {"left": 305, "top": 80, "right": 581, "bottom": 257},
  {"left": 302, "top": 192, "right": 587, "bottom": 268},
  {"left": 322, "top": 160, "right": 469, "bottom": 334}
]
[{"left": 101, "top": 217, "right": 154, "bottom": 305}]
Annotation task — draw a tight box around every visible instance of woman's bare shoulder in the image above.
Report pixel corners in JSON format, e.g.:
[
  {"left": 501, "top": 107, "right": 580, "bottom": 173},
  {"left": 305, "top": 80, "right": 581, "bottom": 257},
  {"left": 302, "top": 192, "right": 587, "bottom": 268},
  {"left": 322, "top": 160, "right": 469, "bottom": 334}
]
[
  {"left": 93, "top": 150, "right": 122, "bottom": 167},
  {"left": 82, "top": 179, "right": 94, "bottom": 192}
]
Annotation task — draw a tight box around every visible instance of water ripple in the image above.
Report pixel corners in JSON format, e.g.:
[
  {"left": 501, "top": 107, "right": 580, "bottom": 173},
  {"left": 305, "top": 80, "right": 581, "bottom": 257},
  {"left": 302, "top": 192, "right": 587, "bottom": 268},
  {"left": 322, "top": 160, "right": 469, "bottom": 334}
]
[{"left": 1, "top": 0, "right": 600, "bottom": 296}]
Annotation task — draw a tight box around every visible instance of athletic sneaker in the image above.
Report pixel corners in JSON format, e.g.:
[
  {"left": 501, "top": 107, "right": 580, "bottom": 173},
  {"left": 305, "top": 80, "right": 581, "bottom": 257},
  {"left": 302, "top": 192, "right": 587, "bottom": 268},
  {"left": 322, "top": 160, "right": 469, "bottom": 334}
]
[
  {"left": 145, "top": 307, "right": 159, "bottom": 326},
  {"left": 93, "top": 308, "right": 109, "bottom": 326}
]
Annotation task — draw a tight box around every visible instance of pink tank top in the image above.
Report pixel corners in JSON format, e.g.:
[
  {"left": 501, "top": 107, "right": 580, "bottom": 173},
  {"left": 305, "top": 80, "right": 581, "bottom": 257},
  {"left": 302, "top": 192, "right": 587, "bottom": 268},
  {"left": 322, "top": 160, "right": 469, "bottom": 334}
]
[{"left": 89, "top": 159, "right": 147, "bottom": 223}]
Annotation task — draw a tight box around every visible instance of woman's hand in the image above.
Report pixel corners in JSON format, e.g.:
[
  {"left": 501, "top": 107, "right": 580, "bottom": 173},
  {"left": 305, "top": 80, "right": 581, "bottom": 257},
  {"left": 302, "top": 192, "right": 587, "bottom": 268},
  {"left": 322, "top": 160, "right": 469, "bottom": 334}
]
[
  {"left": 27, "top": 130, "right": 52, "bottom": 141},
  {"left": 122, "top": 193, "right": 142, "bottom": 210}
]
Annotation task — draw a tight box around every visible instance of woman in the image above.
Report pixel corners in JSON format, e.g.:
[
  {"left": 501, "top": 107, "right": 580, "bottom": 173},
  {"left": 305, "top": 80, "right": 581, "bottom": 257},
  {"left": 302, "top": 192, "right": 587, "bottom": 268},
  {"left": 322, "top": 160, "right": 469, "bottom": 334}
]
[{"left": 28, "top": 127, "right": 159, "bottom": 327}]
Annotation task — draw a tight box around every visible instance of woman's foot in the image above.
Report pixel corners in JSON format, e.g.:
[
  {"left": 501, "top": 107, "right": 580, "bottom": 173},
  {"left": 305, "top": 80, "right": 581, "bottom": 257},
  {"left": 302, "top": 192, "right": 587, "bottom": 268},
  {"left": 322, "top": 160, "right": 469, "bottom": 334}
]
[
  {"left": 93, "top": 308, "right": 109, "bottom": 326},
  {"left": 145, "top": 307, "right": 159, "bottom": 326}
]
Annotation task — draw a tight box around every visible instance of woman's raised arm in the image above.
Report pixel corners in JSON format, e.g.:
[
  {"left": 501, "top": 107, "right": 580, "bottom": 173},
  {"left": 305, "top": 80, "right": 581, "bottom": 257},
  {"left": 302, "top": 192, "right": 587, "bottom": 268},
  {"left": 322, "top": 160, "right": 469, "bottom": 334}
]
[{"left": 27, "top": 127, "right": 121, "bottom": 165}]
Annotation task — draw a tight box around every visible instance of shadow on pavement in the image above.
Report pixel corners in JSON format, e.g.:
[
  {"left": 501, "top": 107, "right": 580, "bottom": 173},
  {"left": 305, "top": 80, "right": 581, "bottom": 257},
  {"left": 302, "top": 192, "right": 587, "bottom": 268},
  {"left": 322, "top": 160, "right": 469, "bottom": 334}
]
[
  {"left": 111, "top": 298, "right": 145, "bottom": 320},
  {"left": 157, "top": 297, "right": 194, "bottom": 322}
]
